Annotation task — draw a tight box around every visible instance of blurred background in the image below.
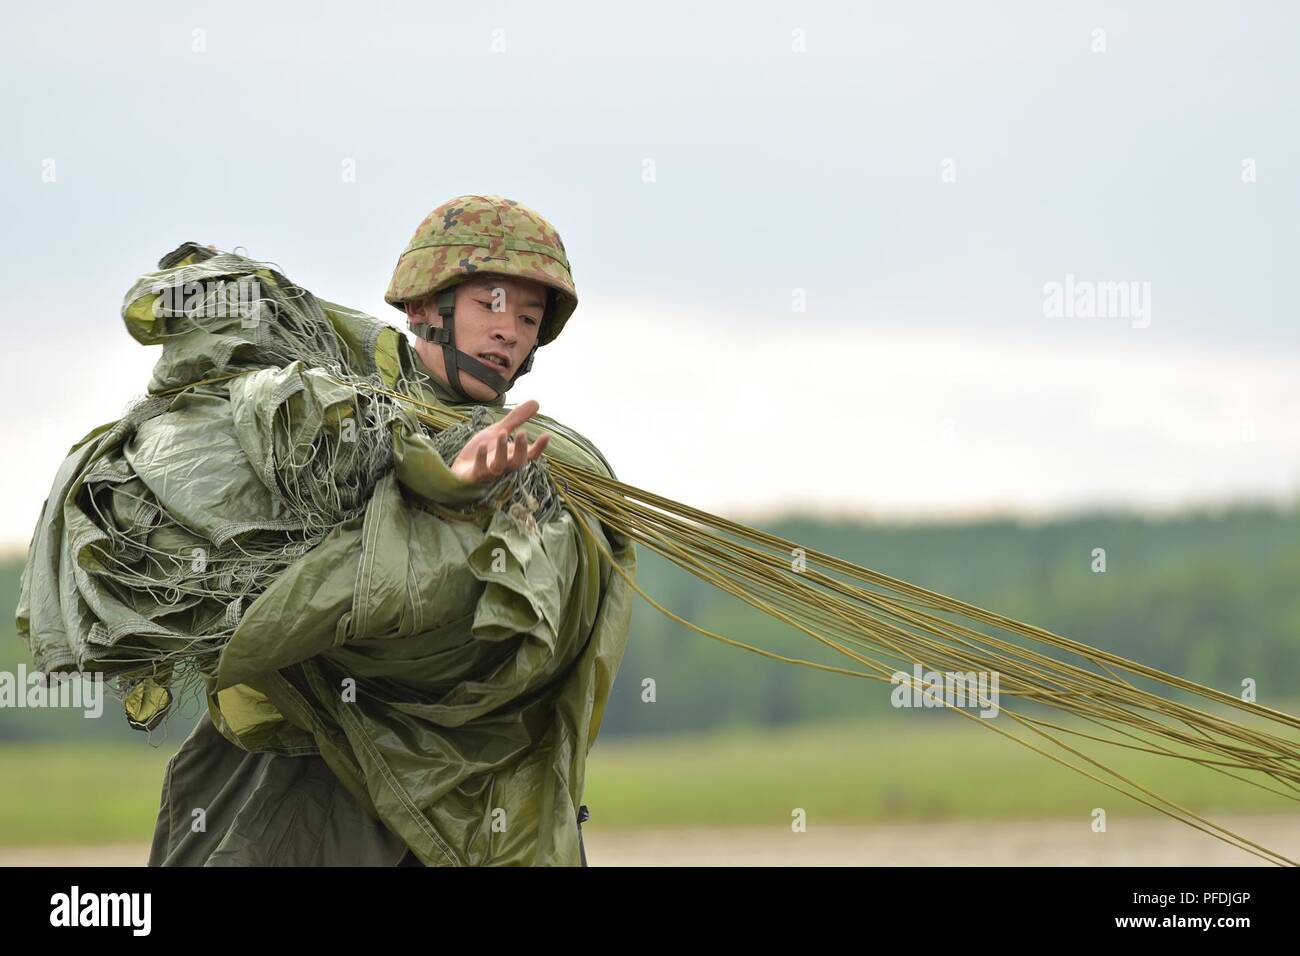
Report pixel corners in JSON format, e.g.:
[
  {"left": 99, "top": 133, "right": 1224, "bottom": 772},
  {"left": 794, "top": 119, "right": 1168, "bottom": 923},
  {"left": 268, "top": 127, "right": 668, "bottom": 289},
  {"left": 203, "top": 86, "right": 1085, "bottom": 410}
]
[{"left": 1, "top": 0, "right": 1297, "bottom": 864}]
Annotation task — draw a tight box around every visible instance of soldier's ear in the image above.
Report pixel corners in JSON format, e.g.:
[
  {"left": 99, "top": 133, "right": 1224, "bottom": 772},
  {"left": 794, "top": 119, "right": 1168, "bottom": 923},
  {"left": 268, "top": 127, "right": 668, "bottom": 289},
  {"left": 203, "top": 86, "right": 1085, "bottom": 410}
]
[{"left": 403, "top": 298, "right": 424, "bottom": 321}]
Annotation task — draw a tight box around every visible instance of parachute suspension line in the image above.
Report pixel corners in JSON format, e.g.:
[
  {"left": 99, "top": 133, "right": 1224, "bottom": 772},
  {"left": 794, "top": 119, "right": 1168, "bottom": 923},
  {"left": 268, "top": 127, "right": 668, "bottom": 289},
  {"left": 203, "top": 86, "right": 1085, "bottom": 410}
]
[{"left": 329, "top": 381, "right": 1300, "bottom": 865}]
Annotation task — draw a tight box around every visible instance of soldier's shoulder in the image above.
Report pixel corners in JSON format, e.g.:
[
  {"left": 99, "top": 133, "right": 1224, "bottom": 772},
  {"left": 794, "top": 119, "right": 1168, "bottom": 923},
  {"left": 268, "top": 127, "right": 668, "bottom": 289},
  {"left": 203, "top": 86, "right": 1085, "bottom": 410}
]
[{"left": 532, "top": 414, "right": 618, "bottom": 481}]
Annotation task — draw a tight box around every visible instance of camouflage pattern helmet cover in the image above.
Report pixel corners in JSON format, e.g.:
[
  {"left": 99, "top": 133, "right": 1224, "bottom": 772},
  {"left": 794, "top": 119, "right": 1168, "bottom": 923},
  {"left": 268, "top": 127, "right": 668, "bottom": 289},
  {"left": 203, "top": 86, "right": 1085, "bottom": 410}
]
[{"left": 384, "top": 195, "right": 578, "bottom": 347}]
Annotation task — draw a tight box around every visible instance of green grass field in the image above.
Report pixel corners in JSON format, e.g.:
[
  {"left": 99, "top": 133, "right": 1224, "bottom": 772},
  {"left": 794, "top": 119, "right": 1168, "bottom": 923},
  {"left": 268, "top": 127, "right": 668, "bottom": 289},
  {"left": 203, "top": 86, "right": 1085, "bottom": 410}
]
[
  {"left": 2, "top": 707, "right": 1296, "bottom": 847},
  {"left": 585, "top": 709, "right": 1300, "bottom": 828},
  {"left": 0, "top": 744, "right": 174, "bottom": 845}
]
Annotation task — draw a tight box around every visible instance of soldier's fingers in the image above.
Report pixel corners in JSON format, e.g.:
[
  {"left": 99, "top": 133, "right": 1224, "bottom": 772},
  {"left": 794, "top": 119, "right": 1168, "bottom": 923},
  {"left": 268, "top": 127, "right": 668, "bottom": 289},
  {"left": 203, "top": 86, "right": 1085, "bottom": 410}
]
[
  {"left": 490, "top": 431, "right": 509, "bottom": 474},
  {"left": 509, "top": 433, "right": 528, "bottom": 470},
  {"left": 499, "top": 400, "right": 540, "bottom": 434},
  {"left": 472, "top": 442, "right": 489, "bottom": 479},
  {"left": 526, "top": 433, "right": 551, "bottom": 462}
]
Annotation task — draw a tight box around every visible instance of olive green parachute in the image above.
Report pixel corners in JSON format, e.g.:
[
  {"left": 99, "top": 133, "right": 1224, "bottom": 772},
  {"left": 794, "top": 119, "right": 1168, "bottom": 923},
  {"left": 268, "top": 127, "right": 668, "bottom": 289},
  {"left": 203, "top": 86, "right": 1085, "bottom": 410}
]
[{"left": 16, "top": 242, "right": 634, "bottom": 866}]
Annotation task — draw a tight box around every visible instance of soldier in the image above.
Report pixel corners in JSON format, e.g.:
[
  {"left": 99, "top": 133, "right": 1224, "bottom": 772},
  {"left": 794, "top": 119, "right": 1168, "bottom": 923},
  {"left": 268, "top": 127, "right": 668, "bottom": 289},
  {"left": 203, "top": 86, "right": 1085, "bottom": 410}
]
[{"left": 142, "top": 195, "right": 634, "bottom": 866}]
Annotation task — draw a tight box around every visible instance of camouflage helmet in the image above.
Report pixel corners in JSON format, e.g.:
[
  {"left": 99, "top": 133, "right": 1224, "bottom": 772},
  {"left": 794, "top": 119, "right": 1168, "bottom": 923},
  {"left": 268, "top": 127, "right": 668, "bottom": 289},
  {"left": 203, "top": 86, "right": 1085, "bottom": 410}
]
[{"left": 384, "top": 195, "right": 577, "bottom": 347}]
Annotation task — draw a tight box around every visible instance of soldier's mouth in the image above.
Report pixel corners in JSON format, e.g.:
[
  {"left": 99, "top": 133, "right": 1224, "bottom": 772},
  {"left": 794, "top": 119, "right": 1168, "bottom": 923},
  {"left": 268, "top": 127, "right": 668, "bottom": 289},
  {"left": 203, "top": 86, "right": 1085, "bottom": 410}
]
[{"left": 478, "top": 352, "right": 511, "bottom": 370}]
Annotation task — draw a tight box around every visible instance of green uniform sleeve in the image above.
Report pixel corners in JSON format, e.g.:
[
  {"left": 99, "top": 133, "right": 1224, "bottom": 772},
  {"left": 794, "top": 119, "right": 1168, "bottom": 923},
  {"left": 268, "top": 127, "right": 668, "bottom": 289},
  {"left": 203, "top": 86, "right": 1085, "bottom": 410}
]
[{"left": 389, "top": 414, "right": 495, "bottom": 508}]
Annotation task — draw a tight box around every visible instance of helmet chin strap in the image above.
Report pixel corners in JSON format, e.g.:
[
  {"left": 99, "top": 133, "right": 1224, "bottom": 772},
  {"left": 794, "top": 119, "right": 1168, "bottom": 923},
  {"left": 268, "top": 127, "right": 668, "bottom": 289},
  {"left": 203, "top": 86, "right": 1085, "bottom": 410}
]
[{"left": 409, "top": 289, "right": 538, "bottom": 401}]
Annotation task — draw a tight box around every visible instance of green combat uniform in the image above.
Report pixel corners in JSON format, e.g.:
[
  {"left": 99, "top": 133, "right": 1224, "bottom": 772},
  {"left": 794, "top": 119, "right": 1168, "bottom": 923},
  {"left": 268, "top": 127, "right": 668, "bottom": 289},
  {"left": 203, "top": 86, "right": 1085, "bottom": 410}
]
[{"left": 17, "top": 197, "right": 637, "bottom": 866}]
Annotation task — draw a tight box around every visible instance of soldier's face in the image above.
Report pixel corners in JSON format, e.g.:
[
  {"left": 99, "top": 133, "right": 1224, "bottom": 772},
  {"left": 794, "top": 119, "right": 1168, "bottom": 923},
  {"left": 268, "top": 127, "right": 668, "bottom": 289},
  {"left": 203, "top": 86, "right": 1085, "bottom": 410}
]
[{"left": 408, "top": 276, "right": 547, "bottom": 399}]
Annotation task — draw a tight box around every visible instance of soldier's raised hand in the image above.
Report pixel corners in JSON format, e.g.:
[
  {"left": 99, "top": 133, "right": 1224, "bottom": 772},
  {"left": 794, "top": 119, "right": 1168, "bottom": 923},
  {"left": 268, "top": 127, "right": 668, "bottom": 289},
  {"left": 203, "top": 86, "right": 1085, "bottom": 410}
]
[{"left": 450, "top": 399, "right": 551, "bottom": 485}]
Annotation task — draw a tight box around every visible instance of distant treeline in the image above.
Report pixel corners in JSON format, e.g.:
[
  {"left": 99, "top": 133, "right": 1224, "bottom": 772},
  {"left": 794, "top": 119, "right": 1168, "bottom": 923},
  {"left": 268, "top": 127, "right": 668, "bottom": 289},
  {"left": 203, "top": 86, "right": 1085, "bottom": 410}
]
[
  {"left": 2, "top": 502, "right": 1297, "bottom": 743},
  {"left": 602, "top": 503, "right": 1300, "bottom": 738}
]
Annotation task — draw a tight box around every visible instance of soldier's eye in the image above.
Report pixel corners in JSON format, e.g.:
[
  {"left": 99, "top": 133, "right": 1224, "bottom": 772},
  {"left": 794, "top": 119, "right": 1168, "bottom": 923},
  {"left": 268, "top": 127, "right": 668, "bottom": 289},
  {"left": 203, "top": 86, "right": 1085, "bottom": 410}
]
[{"left": 522, "top": 316, "right": 538, "bottom": 326}]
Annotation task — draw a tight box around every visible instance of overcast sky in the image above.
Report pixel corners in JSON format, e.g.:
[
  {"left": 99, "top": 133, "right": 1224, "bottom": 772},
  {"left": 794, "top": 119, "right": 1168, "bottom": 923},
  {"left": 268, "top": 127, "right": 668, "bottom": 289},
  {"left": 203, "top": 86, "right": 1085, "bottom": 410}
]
[{"left": 1, "top": 1, "right": 1297, "bottom": 547}]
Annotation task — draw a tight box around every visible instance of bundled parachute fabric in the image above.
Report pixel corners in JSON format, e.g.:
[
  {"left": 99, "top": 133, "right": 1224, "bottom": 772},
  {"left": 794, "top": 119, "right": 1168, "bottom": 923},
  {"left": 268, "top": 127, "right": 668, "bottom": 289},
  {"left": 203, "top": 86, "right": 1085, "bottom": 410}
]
[{"left": 16, "top": 243, "right": 636, "bottom": 866}]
